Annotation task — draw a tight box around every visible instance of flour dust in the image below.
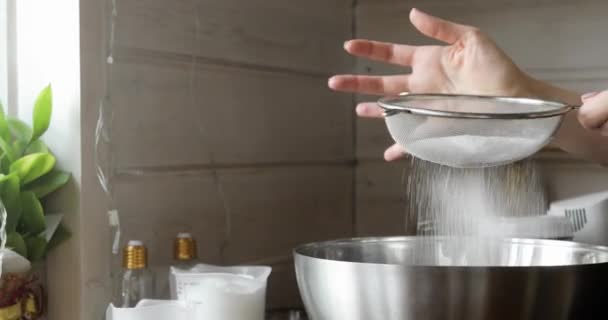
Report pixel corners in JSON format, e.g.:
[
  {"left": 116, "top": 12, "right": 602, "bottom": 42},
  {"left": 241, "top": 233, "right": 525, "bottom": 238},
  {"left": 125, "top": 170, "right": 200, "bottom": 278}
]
[{"left": 404, "top": 158, "right": 555, "bottom": 266}]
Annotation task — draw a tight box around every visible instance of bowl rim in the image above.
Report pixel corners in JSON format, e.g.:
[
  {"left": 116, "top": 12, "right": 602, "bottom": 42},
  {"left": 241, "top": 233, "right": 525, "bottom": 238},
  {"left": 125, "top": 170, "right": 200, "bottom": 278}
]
[{"left": 293, "top": 236, "right": 608, "bottom": 268}]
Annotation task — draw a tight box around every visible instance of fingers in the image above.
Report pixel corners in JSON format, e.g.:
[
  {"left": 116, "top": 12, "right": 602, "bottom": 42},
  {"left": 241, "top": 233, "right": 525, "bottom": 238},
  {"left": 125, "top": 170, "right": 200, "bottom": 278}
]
[
  {"left": 578, "top": 90, "right": 608, "bottom": 135},
  {"left": 356, "top": 102, "right": 384, "bottom": 118},
  {"left": 328, "top": 75, "right": 410, "bottom": 95},
  {"left": 344, "top": 40, "right": 417, "bottom": 66},
  {"left": 384, "top": 144, "right": 408, "bottom": 161},
  {"left": 409, "top": 8, "right": 476, "bottom": 44}
]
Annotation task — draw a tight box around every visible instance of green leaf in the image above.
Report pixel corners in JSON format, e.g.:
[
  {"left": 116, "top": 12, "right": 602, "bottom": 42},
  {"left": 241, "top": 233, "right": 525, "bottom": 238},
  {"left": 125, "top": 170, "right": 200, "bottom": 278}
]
[
  {"left": 25, "top": 140, "right": 48, "bottom": 155},
  {"left": 19, "top": 191, "right": 45, "bottom": 235},
  {"left": 0, "top": 137, "right": 15, "bottom": 163},
  {"left": 0, "top": 102, "right": 9, "bottom": 142},
  {"left": 0, "top": 155, "right": 10, "bottom": 174},
  {"left": 6, "top": 232, "right": 27, "bottom": 258},
  {"left": 47, "top": 223, "right": 70, "bottom": 251},
  {"left": 10, "top": 153, "right": 56, "bottom": 185},
  {"left": 0, "top": 173, "right": 21, "bottom": 232},
  {"left": 12, "top": 140, "right": 27, "bottom": 159},
  {"left": 25, "top": 236, "right": 47, "bottom": 262},
  {"left": 23, "top": 170, "right": 70, "bottom": 198},
  {"left": 32, "top": 85, "right": 52, "bottom": 141},
  {"left": 8, "top": 119, "right": 33, "bottom": 143}
]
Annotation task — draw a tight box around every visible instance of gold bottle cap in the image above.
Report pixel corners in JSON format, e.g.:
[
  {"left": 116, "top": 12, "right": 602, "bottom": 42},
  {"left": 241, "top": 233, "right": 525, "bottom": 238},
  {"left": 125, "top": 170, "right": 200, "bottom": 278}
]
[
  {"left": 123, "top": 240, "right": 147, "bottom": 270},
  {"left": 174, "top": 233, "right": 197, "bottom": 261}
]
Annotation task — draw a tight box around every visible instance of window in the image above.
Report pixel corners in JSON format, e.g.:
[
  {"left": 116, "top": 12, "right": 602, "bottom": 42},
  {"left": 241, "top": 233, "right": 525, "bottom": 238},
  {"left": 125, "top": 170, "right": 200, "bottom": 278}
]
[{"left": 0, "top": 0, "right": 16, "bottom": 115}]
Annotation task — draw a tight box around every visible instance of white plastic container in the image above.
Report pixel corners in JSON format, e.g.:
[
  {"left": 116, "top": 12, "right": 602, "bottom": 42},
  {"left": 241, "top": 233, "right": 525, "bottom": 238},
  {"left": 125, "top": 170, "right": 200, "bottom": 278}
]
[
  {"left": 477, "top": 215, "right": 574, "bottom": 240},
  {"left": 170, "top": 263, "right": 271, "bottom": 320},
  {"left": 106, "top": 300, "right": 193, "bottom": 320}
]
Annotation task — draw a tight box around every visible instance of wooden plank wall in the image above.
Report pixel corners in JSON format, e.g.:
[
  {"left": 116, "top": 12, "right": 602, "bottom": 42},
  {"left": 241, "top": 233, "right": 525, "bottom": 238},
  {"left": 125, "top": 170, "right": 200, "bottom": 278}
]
[
  {"left": 109, "top": 0, "right": 354, "bottom": 309},
  {"left": 354, "top": 0, "right": 608, "bottom": 236}
]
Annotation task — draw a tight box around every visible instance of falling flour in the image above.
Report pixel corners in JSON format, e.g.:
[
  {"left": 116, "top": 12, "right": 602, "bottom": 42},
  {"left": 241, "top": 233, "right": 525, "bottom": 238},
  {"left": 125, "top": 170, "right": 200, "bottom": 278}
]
[
  {"left": 404, "top": 158, "right": 552, "bottom": 266},
  {"left": 407, "top": 135, "right": 541, "bottom": 168}
]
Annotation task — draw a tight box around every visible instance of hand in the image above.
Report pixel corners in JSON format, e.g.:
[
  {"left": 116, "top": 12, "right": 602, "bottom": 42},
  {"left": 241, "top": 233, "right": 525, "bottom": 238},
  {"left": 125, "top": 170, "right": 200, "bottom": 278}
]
[
  {"left": 328, "top": 8, "right": 535, "bottom": 161},
  {"left": 578, "top": 90, "right": 608, "bottom": 136}
]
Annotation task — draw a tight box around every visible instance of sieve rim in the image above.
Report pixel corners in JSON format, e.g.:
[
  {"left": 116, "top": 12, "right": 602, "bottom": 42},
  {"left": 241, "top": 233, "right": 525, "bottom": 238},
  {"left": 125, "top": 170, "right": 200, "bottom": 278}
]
[{"left": 378, "top": 94, "right": 573, "bottom": 119}]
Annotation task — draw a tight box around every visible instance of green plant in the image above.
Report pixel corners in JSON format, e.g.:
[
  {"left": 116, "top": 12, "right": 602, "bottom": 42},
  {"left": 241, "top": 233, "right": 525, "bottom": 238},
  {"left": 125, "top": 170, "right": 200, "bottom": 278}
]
[{"left": 0, "top": 85, "right": 71, "bottom": 262}]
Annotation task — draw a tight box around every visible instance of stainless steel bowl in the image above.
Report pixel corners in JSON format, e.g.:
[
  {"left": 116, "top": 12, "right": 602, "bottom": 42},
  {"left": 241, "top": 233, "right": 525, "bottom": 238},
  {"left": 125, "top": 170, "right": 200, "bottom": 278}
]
[{"left": 294, "top": 236, "right": 608, "bottom": 320}]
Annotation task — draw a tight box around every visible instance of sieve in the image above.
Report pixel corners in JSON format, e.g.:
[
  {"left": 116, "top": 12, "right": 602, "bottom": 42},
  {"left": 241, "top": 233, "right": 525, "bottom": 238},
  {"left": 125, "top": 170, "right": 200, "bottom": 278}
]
[{"left": 378, "top": 93, "right": 579, "bottom": 168}]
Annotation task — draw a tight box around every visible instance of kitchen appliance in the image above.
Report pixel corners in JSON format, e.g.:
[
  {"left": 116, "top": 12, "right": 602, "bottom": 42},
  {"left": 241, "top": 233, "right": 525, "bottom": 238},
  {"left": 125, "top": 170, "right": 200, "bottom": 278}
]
[
  {"left": 476, "top": 215, "right": 574, "bottom": 240},
  {"left": 294, "top": 236, "right": 608, "bottom": 320},
  {"left": 548, "top": 190, "right": 608, "bottom": 245},
  {"left": 378, "top": 94, "right": 578, "bottom": 168}
]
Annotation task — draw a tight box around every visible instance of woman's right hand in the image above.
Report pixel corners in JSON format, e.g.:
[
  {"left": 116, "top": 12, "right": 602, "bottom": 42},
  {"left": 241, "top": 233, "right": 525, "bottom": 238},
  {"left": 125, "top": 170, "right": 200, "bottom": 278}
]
[
  {"left": 579, "top": 90, "right": 608, "bottom": 136},
  {"left": 329, "top": 8, "right": 537, "bottom": 161}
]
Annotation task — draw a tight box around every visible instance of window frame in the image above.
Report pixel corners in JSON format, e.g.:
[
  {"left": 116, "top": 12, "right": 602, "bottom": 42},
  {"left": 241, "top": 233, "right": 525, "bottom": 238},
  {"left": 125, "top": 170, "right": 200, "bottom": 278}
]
[{"left": 0, "top": 0, "right": 17, "bottom": 116}]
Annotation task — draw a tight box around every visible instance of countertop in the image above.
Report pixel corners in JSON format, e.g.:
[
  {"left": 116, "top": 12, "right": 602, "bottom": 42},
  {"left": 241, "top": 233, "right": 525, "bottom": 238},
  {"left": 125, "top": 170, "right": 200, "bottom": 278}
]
[{"left": 266, "top": 309, "right": 308, "bottom": 320}]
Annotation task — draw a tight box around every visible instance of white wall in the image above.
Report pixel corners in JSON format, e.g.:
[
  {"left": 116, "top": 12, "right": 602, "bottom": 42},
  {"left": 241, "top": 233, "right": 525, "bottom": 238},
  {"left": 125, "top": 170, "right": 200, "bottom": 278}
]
[
  {"left": 0, "top": 0, "right": 17, "bottom": 112},
  {"left": 14, "top": 0, "right": 83, "bottom": 319},
  {"left": 0, "top": 0, "right": 7, "bottom": 103}
]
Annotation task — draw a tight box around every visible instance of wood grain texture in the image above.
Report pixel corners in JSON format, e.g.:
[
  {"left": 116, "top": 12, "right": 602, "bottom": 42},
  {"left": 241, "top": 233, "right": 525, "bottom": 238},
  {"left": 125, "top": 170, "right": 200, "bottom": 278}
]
[
  {"left": 105, "top": 0, "right": 356, "bottom": 312},
  {"left": 540, "top": 161, "right": 608, "bottom": 200},
  {"left": 215, "top": 166, "right": 354, "bottom": 263},
  {"left": 115, "top": 0, "right": 353, "bottom": 74},
  {"left": 356, "top": 162, "right": 416, "bottom": 236},
  {"left": 357, "top": 0, "right": 594, "bottom": 9},
  {"left": 355, "top": 1, "right": 608, "bottom": 76},
  {"left": 110, "top": 56, "right": 354, "bottom": 168},
  {"left": 115, "top": 171, "right": 226, "bottom": 267}
]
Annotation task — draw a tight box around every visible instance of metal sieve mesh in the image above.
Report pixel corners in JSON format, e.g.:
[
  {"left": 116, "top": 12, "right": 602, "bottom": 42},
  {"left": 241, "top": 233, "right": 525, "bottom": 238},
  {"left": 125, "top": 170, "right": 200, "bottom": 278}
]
[{"left": 379, "top": 94, "right": 573, "bottom": 168}]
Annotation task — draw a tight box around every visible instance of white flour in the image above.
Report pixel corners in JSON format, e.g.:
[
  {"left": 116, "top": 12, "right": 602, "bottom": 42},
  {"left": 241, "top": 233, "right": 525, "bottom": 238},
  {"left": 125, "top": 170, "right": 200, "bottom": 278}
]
[
  {"left": 405, "top": 159, "right": 553, "bottom": 266},
  {"left": 407, "top": 135, "right": 541, "bottom": 168}
]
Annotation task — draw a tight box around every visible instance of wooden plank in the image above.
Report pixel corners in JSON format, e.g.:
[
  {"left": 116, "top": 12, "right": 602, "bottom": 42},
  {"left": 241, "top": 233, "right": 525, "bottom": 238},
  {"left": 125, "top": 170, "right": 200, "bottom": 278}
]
[
  {"left": 110, "top": 57, "right": 354, "bottom": 168},
  {"left": 356, "top": 117, "right": 394, "bottom": 161},
  {"left": 219, "top": 165, "right": 353, "bottom": 308},
  {"left": 114, "top": 165, "right": 353, "bottom": 307},
  {"left": 357, "top": 0, "right": 586, "bottom": 6},
  {"left": 219, "top": 166, "right": 354, "bottom": 263},
  {"left": 355, "top": 1, "right": 608, "bottom": 74},
  {"left": 356, "top": 162, "right": 415, "bottom": 236},
  {"left": 115, "top": 0, "right": 353, "bottom": 74},
  {"left": 540, "top": 161, "right": 608, "bottom": 200},
  {"left": 114, "top": 171, "right": 226, "bottom": 267}
]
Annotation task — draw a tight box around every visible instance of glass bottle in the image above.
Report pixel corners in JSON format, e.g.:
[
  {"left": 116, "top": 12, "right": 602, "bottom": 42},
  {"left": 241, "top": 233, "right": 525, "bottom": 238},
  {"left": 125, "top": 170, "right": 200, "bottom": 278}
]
[
  {"left": 121, "top": 240, "right": 154, "bottom": 308},
  {"left": 168, "top": 233, "right": 198, "bottom": 299},
  {"left": 173, "top": 233, "right": 198, "bottom": 269}
]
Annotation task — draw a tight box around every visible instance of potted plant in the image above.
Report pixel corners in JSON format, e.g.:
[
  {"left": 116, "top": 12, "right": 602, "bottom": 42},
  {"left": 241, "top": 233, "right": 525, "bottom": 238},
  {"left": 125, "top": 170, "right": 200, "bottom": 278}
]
[{"left": 0, "top": 85, "right": 71, "bottom": 319}]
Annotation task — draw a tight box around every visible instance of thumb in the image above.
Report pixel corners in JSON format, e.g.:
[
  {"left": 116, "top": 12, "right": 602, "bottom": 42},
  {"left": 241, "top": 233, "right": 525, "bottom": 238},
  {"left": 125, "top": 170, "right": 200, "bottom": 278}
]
[
  {"left": 409, "top": 8, "right": 476, "bottom": 44},
  {"left": 578, "top": 90, "right": 608, "bottom": 134}
]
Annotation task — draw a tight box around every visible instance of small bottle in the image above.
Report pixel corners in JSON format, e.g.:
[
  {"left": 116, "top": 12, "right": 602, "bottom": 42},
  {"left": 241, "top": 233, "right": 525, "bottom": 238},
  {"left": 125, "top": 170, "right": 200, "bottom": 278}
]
[
  {"left": 121, "top": 240, "right": 154, "bottom": 308},
  {"left": 173, "top": 233, "right": 198, "bottom": 269},
  {"left": 168, "top": 233, "right": 198, "bottom": 299}
]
